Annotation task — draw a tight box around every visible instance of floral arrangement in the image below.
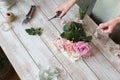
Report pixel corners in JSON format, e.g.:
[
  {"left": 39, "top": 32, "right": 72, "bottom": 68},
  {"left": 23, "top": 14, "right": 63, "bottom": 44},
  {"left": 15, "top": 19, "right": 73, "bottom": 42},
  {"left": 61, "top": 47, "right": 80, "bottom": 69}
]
[
  {"left": 53, "top": 0, "right": 91, "bottom": 61},
  {"left": 54, "top": 21, "right": 92, "bottom": 61}
]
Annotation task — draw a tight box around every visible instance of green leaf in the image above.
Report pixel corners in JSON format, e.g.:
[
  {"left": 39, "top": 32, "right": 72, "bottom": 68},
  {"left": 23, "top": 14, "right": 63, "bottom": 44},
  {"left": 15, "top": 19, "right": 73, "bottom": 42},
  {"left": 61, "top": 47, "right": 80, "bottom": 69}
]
[
  {"left": 86, "top": 36, "right": 92, "bottom": 42},
  {"left": 25, "top": 28, "right": 36, "bottom": 35},
  {"left": 60, "top": 32, "right": 64, "bottom": 38},
  {"left": 63, "top": 25, "right": 71, "bottom": 32},
  {"left": 60, "top": 31, "right": 73, "bottom": 40},
  {"left": 25, "top": 27, "right": 42, "bottom": 36},
  {"left": 35, "top": 28, "right": 42, "bottom": 36}
]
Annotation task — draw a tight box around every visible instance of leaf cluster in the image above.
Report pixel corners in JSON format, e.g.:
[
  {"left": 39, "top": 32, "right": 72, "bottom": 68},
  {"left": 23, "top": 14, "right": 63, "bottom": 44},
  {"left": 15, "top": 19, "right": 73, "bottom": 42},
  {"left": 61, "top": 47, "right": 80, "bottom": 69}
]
[
  {"left": 60, "top": 21, "right": 92, "bottom": 42},
  {"left": 25, "top": 27, "right": 42, "bottom": 36}
]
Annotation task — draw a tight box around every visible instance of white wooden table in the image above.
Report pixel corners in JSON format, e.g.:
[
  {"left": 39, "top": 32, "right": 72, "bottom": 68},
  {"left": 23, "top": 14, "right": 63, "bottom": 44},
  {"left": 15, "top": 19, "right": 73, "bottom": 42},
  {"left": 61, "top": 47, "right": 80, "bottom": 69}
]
[{"left": 0, "top": 0, "right": 120, "bottom": 80}]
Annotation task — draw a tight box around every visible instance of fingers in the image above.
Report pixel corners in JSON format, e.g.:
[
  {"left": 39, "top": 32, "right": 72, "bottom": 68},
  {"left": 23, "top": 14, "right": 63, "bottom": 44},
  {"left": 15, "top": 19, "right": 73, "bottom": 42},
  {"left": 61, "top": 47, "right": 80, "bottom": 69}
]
[
  {"left": 55, "top": 9, "right": 66, "bottom": 19},
  {"left": 59, "top": 11, "right": 66, "bottom": 19},
  {"left": 99, "top": 23, "right": 108, "bottom": 29},
  {"left": 99, "top": 23, "right": 108, "bottom": 30},
  {"left": 55, "top": 5, "right": 60, "bottom": 13},
  {"left": 55, "top": 10, "right": 63, "bottom": 19},
  {"left": 99, "top": 23, "right": 109, "bottom": 33},
  {"left": 55, "top": 2, "right": 69, "bottom": 19},
  {"left": 107, "top": 26, "right": 114, "bottom": 33},
  {"left": 99, "top": 23, "right": 113, "bottom": 33}
]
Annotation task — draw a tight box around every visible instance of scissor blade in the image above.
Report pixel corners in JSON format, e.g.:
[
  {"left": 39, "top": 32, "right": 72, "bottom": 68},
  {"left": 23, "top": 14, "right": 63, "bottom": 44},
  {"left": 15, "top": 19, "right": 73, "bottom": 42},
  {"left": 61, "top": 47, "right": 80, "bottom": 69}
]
[
  {"left": 22, "top": 19, "right": 28, "bottom": 24},
  {"left": 48, "top": 16, "right": 56, "bottom": 21},
  {"left": 48, "top": 11, "right": 62, "bottom": 21},
  {"left": 22, "top": 17, "right": 31, "bottom": 24}
]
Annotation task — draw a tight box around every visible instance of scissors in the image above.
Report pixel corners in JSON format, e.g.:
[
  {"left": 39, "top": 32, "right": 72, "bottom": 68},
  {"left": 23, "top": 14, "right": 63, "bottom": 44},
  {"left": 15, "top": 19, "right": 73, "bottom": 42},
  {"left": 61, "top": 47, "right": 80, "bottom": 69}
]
[
  {"left": 48, "top": 11, "right": 62, "bottom": 21},
  {"left": 22, "top": 5, "right": 36, "bottom": 24}
]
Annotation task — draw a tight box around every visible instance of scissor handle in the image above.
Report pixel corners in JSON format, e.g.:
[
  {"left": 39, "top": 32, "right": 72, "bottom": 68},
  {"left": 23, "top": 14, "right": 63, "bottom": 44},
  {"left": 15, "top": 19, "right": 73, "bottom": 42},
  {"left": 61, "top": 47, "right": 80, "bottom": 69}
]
[
  {"left": 56, "top": 11, "right": 62, "bottom": 17},
  {"left": 26, "top": 5, "right": 36, "bottom": 19}
]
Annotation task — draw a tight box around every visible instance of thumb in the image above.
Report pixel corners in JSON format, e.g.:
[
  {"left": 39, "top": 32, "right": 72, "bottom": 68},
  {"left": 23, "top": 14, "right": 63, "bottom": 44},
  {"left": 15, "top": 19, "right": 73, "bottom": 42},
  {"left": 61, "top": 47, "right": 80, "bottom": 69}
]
[{"left": 108, "top": 26, "right": 114, "bottom": 33}]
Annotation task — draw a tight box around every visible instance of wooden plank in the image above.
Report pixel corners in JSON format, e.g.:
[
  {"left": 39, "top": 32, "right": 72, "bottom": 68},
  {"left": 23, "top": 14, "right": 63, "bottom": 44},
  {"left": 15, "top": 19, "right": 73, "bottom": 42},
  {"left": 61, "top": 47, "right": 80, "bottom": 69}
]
[
  {"left": 34, "top": 0, "right": 120, "bottom": 79},
  {"left": 0, "top": 13, "right": 39, "bottom": 80}
]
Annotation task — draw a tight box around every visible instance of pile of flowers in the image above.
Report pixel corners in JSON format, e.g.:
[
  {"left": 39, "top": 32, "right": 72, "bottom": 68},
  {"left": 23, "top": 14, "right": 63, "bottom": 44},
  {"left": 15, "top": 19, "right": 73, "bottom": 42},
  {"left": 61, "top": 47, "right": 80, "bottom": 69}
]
[
  {"left": 54, "top": 38, "right": 92, "bottom": 61},
  {"left": 53, "top": 21, "right": 92, "bottom": 61}
]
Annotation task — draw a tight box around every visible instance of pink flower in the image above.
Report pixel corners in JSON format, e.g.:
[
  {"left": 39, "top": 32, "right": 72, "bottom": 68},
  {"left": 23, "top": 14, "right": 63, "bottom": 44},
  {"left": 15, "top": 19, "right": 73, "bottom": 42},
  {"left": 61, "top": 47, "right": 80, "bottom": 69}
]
[
  {"left": 63, "top": 41, "right": 75, "bottom": 53},
  {"left": 53, "top": 38, "right": 67, "bottom": 50},
  {"left": 73, "top": 41, "right": 92, "bottom": 58}
]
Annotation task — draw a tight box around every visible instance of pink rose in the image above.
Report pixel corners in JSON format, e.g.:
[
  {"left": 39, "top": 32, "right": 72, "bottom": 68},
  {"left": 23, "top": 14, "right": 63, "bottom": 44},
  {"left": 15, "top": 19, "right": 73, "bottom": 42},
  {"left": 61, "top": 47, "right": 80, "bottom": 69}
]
[
  {"left": 73, "top": 41, "right": 92, "bottom": 58},
  {"left": 53, "top": 38, "right": 67, "bottom": 50},
  {"left": 63, "top": 41, "right": 75, "bottom": 52}
]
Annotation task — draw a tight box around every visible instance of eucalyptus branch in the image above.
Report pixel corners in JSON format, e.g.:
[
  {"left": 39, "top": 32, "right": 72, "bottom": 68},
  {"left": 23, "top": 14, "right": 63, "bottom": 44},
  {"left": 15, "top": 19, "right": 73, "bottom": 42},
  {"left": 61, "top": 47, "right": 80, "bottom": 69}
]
[{"left": 79, "top": 0, "right": 90, "bottom": 20}]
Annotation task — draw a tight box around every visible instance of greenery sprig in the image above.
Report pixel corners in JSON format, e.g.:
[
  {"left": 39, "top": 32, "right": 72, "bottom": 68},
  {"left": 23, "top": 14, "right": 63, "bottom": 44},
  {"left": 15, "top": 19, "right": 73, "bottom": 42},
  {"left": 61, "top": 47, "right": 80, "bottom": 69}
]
[
  {"left": 25, "top": 27, "right": 42, "bottom": 36},
  {"left": 60, "top": 21, "right": 92, "bottom": 42},
  {"left": 79, "top": 0, "right": 90, "bottom": 20}
]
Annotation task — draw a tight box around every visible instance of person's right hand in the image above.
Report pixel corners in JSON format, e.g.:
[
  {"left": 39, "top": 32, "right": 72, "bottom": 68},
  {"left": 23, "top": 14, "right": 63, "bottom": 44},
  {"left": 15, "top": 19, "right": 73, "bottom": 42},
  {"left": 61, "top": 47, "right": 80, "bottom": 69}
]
[{"left": 55, "top": 0, "right": 77, "bottom": 19}]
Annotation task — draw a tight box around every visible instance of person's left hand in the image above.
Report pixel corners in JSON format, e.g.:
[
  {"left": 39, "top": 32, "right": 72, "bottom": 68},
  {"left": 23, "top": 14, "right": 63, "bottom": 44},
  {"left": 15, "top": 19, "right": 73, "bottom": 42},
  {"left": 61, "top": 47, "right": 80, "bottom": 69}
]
[{"left": 99, "top": 16, "right": 120, "bottom": 33}]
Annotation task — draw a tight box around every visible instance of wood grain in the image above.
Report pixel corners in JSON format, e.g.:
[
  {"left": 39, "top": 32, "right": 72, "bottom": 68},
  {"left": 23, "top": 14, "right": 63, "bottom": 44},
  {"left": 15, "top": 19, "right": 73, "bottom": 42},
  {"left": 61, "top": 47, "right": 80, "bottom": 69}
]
[{"left": 0, "top": 0, "right": 120, "bottom": 80}]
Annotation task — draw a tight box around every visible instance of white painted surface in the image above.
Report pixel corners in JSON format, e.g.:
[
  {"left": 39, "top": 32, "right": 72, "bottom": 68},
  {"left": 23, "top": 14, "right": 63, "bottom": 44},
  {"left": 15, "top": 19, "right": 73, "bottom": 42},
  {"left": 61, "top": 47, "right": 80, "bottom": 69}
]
[{"left": 0, "top": 0, "right": 120, "bottom": 80}]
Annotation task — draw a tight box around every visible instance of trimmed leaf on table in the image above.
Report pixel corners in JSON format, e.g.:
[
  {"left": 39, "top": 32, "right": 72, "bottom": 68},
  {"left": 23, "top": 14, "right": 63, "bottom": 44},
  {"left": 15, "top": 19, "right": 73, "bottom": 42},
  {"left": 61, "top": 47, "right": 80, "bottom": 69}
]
[{"left": 25, "top": 27, "right": 42, "bottom": 36}]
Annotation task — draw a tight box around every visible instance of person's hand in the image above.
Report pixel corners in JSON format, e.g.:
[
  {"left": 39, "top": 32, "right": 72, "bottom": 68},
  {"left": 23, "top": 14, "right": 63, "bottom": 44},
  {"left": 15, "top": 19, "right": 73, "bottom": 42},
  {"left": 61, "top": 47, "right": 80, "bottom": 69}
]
[
  {"left": 55, "top": 0, "right": 77, "bottom": 19},
  {"left": 99, "top": 16, "right": 120, "bottom": 33}
]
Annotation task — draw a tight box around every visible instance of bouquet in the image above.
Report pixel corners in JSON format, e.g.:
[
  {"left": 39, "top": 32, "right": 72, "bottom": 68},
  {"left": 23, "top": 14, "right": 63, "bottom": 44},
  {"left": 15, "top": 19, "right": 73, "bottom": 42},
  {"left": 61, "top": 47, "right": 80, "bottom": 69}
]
[{"left": 53, "top": 21, "right": 92, "bottom": 61}]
